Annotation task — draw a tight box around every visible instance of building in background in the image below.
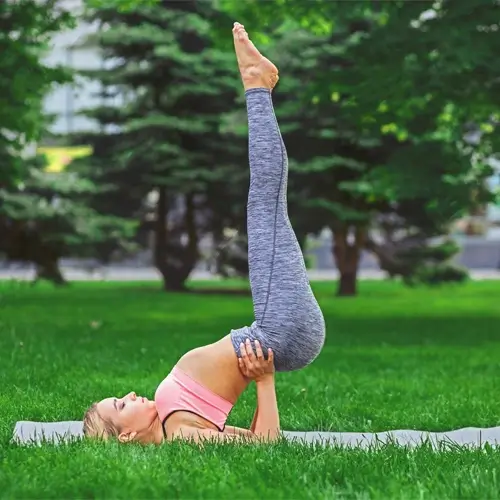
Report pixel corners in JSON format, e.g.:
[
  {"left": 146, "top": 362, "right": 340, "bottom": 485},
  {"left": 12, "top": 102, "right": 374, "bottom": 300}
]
[
  {"left": 42, "top": 1, "right": 101, "bottom": 139},
  {"left": 487, "top": 158, "right": 500, "bottom": 227},
  {"left": 40, "top": 1, "right": 123, "bottom": 169}
]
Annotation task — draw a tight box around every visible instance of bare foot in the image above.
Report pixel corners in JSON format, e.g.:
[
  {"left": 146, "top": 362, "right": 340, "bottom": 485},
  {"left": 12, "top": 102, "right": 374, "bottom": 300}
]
[{"left": 232, "top": 22, "right": 279, "bottom": 91}]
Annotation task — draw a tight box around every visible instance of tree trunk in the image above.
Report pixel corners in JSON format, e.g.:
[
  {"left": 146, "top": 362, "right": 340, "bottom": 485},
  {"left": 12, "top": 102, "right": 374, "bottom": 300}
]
[
  {"left": 337, "top": 270, "right": 357, "bottom": 296},
  {"left": 332, "top": 225, "right": 366, "bottom": 297},
  {"left": 154, "top": 189, "right": 199, "bottom": 292},
  {"left": 153, "top": 186, "right": 172, "bottom": 290},
  {"left": 33, "top": 259, "right": 67, "bottom": 286},
  {"left": 184, "top": 192, "right": 199, "bottom": 267},
  {"left": 162, "top": 266, "right": 189, "bottom": 292},
  {"left": 211, "top": 221, "right": 226, "bottom": 275}
]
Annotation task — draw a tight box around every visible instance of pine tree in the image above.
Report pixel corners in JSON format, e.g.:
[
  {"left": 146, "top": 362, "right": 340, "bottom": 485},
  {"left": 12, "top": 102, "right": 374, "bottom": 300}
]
[
  {"left": 266, "top": 28, "right": 392, "bottom": 296},
  {"left": 269, "top": 24, "right": 481, "bottom": 296},
  {"left": 211, "top": 1, "right": 498, "bottom": 299},
  {"left": 0, "top": 1, "right": 134, "bottom": 284},
  {"left": 0, "top": 154, "right": 136, "bottom": 284},
  {"left": 71, "top": 0, "right": 247, "bottom": 290}
]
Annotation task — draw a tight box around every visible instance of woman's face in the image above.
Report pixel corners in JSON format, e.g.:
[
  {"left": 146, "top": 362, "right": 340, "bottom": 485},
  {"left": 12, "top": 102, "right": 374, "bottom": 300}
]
[{"left": 97, "top": 391, "right": 158, "bottom": 442}]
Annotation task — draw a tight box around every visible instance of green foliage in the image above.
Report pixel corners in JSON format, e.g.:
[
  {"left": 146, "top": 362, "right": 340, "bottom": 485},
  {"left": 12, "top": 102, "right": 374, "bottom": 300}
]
[
  {"left": 407, "top": 262, "right": 469, "bottom": 287},
  {"left": 0, "top": 1, "right": 136, "bottom": 283},
  {"left": 0, "top": 0, "right": 73, "bottom": 171},
  {"left": 0, "top": 154, "right": 137, "bottom": 283},
  {"left": 217, "top": 0, "right": 498, "bottom": 294},
  {"left": 70, "top": 0, "right": 248, "bottom": 289},
  {"left": 394, "top": 239, "right": 469, "bottom": 286},
  {"left": 402, "top": 239, "right": 462, "bottom": 263},
  {"left": 85, "top": 0, "right": 158, "bottom": 12},
  {"left": 221, "top": 0, "right": 500, "bottom": 150}
]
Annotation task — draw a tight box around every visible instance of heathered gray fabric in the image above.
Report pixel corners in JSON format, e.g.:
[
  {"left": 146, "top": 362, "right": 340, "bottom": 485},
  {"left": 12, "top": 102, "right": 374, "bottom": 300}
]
[{"left": 230, "top": 88, "right": 325, "bottom": 372}]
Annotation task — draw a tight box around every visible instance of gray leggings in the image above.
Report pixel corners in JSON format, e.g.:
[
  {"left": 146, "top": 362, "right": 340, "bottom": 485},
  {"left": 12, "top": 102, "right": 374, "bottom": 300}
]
[{"left": 230, "top": 88, "right": 326, "bottom": 372}]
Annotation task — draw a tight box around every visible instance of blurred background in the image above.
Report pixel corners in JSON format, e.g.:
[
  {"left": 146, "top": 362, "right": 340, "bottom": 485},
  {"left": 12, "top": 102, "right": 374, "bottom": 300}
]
[{"left": 1, "top": 0, "right": 499, "bottom": 296}]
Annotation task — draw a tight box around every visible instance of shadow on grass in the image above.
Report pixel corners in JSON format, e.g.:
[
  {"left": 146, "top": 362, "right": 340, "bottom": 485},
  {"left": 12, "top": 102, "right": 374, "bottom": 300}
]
[
  {"left": 97, "top": 285, "right": 253, "bottom": 296},
  {"left": 120, "top": 312, "right": 500, "bottom": 349},
  {"left": 3, "top": 281, "right": 499, "bottom": 349},
  {"left": 185, "top": 288, "right": 251, "bottom": 296},
  {"left": 326, "top": 315, "right": 500, "bottom": 347},
  {"left": 98, "top": 312, "right": 500, "bottom": 349}
]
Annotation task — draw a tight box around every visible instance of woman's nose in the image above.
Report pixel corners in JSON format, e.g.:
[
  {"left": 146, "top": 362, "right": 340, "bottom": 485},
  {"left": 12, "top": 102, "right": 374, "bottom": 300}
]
[{"left": 128, "top": 392, "right": 136, "bottom": 400}]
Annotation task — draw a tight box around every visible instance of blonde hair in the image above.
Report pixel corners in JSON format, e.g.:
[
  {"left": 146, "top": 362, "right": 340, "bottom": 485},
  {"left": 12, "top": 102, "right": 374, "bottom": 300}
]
[{"left": 83, "top": 403, "right": 120, "bottom": 440}]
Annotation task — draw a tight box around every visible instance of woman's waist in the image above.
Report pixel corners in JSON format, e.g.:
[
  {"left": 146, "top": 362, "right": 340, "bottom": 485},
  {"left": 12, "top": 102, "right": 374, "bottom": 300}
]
[{"left": 177, "top": 335, "right": 248, "bottom": 403}]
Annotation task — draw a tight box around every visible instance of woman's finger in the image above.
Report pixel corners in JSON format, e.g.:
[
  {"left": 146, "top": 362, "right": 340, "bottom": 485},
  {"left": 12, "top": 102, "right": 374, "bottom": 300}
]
[
  {"left": 268, "top": 348, "right": 274, "bottom": 365},
  {"left": 254, "top": 340, "right": 264, "bottom": 360},
  {"left": 238, "top": 357, "right": 247, "bottom": 374},
  {"left": 240, "top": 343, "right": 248, "bottom": 359},
  {"left": 245, "top": 338, "right": 255, "bottom": 360},
  {"left": 239, "top": 357, "right": 251, "bottom": 373}
]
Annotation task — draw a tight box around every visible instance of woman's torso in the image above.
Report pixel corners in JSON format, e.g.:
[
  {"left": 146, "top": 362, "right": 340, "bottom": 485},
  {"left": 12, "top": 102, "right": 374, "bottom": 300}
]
[
  {"left": 159, "top": 334, "right": 249, "bottom": 432},
  {"left": 176, "top": 334, "right": 248, "bottom": 402}
]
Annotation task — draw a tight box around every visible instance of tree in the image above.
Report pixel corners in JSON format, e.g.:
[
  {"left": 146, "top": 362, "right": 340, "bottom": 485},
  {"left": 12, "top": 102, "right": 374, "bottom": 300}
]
[
  {"left": 216, "top": 0, "right": 498, "bottom": 295},
  {"left": 0, "top": 154, "right": 136, "bottom": 284},
  {"left": 85, "top": 0, "right": 158, "bottom": 12},
  {"left": 0, "top": 0, "right": 72, "bottom": 189},
  {"left": 265, "top": 28, "right": 403, "bottom": 296},
  {"left": 219, "top": 0, "right": 500, "bottom": 162},
  {"left": 0, "top": 0, "right": 71, "bottom": 281},
  {"left": 71, "top": 0, "right": 248, "bottom": 291},
  {"left": 0, "top": 1, "right": 137, "bottom": 283}
]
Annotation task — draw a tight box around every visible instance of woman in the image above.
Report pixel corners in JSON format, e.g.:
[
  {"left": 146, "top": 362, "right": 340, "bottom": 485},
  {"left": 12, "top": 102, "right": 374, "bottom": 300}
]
[{"left": 83, "top": 22, "right": 326, "bottom": 445}]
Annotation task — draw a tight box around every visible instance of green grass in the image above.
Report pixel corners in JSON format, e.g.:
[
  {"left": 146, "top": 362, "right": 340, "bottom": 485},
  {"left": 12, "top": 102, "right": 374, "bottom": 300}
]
[{"left": 1, "top": 280, "right": 500, "bottom": 499}]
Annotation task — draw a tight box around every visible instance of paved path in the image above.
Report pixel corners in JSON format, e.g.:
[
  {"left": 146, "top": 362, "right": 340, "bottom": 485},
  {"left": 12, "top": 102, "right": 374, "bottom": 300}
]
[{"left": 0, "top": 267, "right": 499, "bottom": 281}]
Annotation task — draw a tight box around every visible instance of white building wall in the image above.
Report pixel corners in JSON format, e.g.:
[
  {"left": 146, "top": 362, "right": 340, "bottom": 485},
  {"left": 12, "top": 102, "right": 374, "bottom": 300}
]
[{"left": 42, "top": 0, "right": 102, "bottom": 135}]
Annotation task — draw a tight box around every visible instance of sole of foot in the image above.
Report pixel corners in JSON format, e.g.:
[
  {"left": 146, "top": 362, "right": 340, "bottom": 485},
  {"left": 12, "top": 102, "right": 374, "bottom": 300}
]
[{"left": 232, "top": 22, "right": 279, "bottom": 91}]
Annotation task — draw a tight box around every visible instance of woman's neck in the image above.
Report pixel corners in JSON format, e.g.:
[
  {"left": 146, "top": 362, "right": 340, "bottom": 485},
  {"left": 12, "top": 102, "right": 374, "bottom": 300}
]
[{"left": 139, "top": 415, "right": 165, "bottom": 445}]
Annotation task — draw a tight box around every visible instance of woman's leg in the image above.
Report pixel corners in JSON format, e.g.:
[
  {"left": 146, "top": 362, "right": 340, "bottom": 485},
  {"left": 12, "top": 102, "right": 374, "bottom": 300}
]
[{"left": 230, "top": 25, "right": 325, "bottom": 372}]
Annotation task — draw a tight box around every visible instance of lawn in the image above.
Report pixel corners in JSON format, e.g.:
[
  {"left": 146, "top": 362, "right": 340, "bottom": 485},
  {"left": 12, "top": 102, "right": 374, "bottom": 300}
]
[{"left": 1, "top": 280, "right": 500, "bottom": 499}]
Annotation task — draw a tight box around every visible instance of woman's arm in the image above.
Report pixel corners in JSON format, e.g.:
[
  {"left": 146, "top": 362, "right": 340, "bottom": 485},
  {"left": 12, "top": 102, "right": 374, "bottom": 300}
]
[
  {"left": 250, "top": 374, "right": 280, "bottom": 441},
  {"left": 176, "top": 394, "right": 277, "bottom": 445},
  {"left": 222, "top": 425, "right": 256, "bottom": 438},
  {"left": 250, "top": 405, "right": 259, "bottom": 433},
  {"left": 176, "top": 426, "right": 255, "bottom": 443},
  {"left": 224, "top": 374, "right": 280, "bottom": 441},
  {"left": 237, "top": 339, "right": 280, "bottom": 441}
]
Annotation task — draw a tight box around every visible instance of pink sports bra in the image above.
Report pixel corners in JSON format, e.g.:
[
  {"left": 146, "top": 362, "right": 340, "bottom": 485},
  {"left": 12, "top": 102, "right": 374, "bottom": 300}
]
[{"left": 155, "top": 365, "right": 233, "bottom": 434}]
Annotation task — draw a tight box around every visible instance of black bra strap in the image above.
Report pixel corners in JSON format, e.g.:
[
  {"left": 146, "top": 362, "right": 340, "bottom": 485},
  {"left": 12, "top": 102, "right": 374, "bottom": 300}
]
[{"left": 161, "top": 417, "right": 168, "bottom": 440}]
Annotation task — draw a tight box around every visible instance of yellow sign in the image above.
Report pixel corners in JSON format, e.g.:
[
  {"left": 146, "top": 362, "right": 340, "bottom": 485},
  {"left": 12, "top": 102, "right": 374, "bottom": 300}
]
[{"left": 37, "top": 146, "right": 93, "bottom": 173}]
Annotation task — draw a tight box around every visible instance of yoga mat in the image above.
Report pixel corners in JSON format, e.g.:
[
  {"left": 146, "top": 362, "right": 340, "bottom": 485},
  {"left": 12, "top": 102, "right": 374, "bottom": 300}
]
[{"left": 12, "top": 421, "right": 500, "bottom": 449}]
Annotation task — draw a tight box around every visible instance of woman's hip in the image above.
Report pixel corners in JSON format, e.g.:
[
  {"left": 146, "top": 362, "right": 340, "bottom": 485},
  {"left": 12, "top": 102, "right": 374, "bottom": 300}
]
[{"left": 230, "top": 304, "right": 325, "bottom": 372}]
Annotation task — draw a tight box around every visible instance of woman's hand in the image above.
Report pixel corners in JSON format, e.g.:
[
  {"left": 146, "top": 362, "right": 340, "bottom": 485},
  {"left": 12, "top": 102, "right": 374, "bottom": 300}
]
[{"left": 238, "top": 339, "right": 275, "bottom": 383}]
